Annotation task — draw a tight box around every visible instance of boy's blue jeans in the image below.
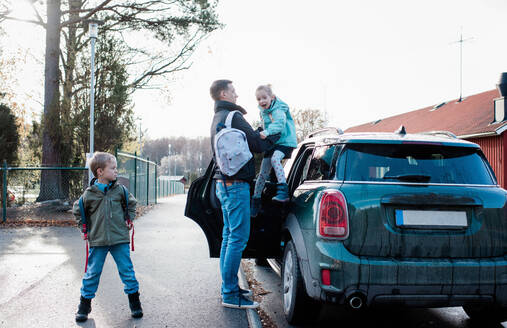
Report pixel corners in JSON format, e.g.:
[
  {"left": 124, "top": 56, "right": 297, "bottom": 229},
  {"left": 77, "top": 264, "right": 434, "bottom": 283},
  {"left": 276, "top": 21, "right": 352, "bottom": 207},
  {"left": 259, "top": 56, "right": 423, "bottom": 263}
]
[
  {"left": 81, "top": 243, "right": 139, "bottom": 299},
  {"left": 215, "top": 181, "right": 250, "bottom": 298}
]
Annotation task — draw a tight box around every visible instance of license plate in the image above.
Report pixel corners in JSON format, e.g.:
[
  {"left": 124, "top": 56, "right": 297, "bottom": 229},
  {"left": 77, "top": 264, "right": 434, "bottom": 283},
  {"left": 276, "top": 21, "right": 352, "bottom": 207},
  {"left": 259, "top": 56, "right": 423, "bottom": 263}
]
[{"left": 395, "top": 210, "right": 467, "bottom": 229}]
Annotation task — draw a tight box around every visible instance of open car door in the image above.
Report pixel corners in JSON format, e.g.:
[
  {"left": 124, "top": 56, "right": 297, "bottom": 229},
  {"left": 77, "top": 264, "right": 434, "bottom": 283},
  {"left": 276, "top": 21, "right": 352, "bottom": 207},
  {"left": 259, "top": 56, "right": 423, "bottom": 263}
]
[{"left": 185, "top": 160, "right": 282, "bottom": 258}]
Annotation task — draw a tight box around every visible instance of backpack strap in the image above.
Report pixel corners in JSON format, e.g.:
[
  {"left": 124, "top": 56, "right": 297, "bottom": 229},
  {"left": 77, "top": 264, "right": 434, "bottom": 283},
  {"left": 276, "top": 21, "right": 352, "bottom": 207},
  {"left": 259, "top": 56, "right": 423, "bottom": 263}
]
[
  {"left": 121, "top": 185, "right": 130, "bottom": 221},
  {"left": 225, "top": 110, "right": 239, "bottom": 128},
  {"left": 78, "top": 196, "right": 89, "bottom": 273},
  {"left": 78, "top": 196, "right": 87, "bottom": 235},
  {"left": 121, "top": 184, "right": 135, "bottom": 252}
]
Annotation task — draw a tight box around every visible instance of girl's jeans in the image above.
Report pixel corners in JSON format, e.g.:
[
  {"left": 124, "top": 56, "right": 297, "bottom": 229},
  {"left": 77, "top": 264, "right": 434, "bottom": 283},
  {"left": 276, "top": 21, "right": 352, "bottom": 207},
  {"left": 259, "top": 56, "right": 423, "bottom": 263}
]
[
  {"left": 215, "top": 181, "right": 250, "bottom": 297},
  {"left": 80, "top": 243, "right": 139, "bottom": 299}
]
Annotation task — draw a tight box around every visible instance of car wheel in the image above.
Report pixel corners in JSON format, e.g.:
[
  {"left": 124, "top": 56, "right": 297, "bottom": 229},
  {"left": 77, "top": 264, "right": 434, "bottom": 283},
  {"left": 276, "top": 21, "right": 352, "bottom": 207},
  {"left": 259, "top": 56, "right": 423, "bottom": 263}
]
[
  {"left": 282, "top": 240, "right": 321, "bottom": 324},
  {"left": 463, "top": 304, "right": 507, "bottom": 322}
]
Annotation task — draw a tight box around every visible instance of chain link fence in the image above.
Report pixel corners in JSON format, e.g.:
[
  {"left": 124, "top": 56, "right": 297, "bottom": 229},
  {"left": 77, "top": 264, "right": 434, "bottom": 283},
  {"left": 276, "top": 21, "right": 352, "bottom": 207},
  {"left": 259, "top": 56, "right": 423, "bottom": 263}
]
[
  {"left": 1, "top": 152, "right": 184, "bottom": 222},
  {"left": 1, "top": 162, "right": 88, "bottom": 223},
  {"left": 115, "top": 150, "right": 184, "bottom": 206},
  {"left": 115, "top": 150, "right": 157, "bottom": 206}
]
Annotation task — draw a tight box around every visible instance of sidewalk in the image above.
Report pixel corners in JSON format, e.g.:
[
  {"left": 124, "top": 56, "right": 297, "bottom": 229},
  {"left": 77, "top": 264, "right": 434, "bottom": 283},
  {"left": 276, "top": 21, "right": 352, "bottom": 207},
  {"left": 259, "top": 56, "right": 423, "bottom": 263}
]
[{"left": 0, "top": 195, "right": 251, "bottom": 327}]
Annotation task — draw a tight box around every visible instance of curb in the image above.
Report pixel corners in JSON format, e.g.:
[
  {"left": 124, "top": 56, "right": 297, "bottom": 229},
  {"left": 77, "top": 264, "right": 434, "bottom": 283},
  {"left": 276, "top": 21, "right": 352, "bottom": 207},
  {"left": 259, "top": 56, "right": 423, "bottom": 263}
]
[{"left": 239, "top": 265, "right": 263, "bottom": 328}]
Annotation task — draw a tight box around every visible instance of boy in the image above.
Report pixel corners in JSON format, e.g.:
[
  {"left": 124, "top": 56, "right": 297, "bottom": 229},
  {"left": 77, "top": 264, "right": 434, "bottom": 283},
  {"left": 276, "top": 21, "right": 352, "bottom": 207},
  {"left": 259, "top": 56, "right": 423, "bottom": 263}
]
[{"left": 73, "top": 152, "right": 142, "bottom": 322}]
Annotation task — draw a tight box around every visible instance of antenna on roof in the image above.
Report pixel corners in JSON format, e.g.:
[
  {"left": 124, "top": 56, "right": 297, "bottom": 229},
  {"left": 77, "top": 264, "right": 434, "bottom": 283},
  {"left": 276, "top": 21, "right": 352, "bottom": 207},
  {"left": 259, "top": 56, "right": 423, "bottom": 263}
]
[{"left": 450, "top": 27, "right": 474, "bottom": 102}]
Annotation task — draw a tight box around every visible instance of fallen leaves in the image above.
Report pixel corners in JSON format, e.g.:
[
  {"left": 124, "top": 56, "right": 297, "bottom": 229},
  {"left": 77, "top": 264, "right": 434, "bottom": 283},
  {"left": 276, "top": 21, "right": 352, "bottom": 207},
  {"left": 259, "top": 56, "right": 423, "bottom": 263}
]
[
  {"left": 0, "top": 204, "right": 156, "bottom": 229},
  {"left": 242, "top": 260, "right": 278, "bottom": 328}
]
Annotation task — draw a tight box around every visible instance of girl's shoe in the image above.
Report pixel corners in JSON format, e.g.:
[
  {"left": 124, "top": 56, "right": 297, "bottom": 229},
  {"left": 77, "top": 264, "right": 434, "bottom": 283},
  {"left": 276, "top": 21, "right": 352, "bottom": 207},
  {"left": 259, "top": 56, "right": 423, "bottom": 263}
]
[{"left": 272, "top": 183, "right": 289, "bottom": 202}]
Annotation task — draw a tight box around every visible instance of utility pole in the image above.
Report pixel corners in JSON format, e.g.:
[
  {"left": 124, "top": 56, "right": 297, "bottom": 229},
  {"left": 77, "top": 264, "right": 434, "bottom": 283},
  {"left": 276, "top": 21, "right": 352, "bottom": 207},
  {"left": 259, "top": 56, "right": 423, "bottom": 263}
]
[
  {"left": 450, "top": 28, "right": 473, "bottom": 102},
  {"left": 138, "top": 122, "right": 142, "bottom": 153},
  {"left": 86, "top": 19, "right": 103, "bottom": 183}
]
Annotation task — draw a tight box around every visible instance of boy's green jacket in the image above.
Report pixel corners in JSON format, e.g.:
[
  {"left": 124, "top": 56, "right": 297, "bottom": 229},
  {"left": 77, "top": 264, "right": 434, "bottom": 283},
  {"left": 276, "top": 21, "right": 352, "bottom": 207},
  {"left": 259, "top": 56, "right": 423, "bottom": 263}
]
[{"left": 72, "top": 182, "right": 137, "bottom": 247}]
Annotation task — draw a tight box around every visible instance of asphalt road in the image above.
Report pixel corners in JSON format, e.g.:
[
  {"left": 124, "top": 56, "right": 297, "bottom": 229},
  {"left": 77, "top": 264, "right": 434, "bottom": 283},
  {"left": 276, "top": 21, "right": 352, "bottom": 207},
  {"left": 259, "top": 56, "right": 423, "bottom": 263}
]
[
  {"left": 248, "top": 260, "right": 507, "bottom": 328},
  {"left": 0, "top": 195, "right": 249, "bottom": 328}
]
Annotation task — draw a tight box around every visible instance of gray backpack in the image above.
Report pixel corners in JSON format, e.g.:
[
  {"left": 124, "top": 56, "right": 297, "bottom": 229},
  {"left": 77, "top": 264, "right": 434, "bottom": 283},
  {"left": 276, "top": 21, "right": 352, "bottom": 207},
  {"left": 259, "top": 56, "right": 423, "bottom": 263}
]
[{"left": 213, "top": 110, "right": 253, "bottom": 176}]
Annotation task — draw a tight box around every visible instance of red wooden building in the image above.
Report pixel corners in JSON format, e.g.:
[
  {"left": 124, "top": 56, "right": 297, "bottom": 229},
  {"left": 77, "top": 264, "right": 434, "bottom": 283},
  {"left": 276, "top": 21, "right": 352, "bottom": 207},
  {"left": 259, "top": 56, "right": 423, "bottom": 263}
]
[{"left": 346, "top": 73, "right": 507, "bottom": 188}]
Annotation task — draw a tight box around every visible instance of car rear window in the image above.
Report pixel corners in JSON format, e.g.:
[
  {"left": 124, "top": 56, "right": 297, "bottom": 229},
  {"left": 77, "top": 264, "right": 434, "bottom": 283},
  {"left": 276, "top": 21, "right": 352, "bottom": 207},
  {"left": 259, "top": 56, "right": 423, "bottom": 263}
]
[{"left": 342, "top": 143, "right": 496, "bottom": 185}]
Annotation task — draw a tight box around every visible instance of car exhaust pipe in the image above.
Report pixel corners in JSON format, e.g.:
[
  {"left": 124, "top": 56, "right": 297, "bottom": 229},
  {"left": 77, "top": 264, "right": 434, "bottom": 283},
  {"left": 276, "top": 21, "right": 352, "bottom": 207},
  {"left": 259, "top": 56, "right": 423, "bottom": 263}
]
[{"left": 347, "top": 293, "right": 365, "bottom": 310}]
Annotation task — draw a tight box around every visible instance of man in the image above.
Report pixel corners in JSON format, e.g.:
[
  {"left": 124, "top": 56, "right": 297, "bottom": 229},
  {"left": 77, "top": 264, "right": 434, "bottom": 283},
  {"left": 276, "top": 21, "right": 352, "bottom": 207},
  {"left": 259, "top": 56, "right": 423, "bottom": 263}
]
[{"left": 209, "top": 80, "right": 269, "bottom": 309}]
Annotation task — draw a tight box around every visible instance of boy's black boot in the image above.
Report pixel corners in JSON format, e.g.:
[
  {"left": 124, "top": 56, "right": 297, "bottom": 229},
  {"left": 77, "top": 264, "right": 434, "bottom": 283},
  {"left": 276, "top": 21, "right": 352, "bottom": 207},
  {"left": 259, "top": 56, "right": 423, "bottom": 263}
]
[
  {"left": 75, "top": 296, "right": 91, "bottom": 322},
  {"left": 128, "top": 291, "right": 143, "bottom": 318}
]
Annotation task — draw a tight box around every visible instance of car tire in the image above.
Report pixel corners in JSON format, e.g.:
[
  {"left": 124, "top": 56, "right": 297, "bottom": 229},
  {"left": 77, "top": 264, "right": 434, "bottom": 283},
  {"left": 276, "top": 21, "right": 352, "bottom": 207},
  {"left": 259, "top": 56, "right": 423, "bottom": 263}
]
[
  {"left": 282, "top": 240, "right": 321, "bottom": 324},
  {"left": 462, "top": 304, "right": 507, "bottom": 322}
]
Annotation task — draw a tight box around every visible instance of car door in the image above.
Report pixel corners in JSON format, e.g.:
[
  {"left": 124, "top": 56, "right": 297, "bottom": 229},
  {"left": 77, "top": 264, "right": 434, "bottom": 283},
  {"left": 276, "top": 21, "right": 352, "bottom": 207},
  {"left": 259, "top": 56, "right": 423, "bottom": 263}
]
[
  {"left": 184, "top": 160, "right": 282, "bottom": 258},
  {"left": 184, "top": 161, "right": 222, "bottom": 257}
]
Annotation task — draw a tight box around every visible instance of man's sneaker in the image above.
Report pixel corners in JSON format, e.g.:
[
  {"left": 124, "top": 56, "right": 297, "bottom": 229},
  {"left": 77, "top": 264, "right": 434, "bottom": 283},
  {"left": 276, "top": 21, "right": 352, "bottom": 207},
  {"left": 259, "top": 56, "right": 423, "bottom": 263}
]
[
  {"left": 222, "top": 294, "right": 259, "bottom": 309},
  {"left": 221, "top": 287, "right": 252, "bottom": 297},
  {"left": 239, "top": 287, "right": 252, "bottom": 297}
]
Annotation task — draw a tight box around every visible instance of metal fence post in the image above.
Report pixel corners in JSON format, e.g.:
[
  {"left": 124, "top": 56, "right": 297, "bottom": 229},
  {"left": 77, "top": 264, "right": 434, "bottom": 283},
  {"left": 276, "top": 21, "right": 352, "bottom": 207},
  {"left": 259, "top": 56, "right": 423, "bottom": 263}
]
[
  {"left": 155, "top": 164, "right": 157, "bottom": 204},
  {"left": 2, "top": 161, "right": 7, "bottom": 223},
  {"left": 146, "top": 157, "right": 150, "bottom": 205},
  {"left": 134, "top": 151, "right": 137, "bottom": 198}
]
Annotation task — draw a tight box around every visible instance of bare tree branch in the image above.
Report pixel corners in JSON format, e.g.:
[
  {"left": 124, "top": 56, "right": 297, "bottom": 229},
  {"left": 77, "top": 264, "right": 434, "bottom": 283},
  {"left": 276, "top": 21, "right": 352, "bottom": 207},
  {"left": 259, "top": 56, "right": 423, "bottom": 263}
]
[
  {"left": 30, "top": 1, "right": 46, "bottom": 27},
  {"left": 129, "top": 30, "right": 204, "bottom": 88},
  {"left": 1, "top": 15, "right": 45, "bottom": 27},
  {"left": 60, "top": 0, "right": 113, "bottom": 28}
]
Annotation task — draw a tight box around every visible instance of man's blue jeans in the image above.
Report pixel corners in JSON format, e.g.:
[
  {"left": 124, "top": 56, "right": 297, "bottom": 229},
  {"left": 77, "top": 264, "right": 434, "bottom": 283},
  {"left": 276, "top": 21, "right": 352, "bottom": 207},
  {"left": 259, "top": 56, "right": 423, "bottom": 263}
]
[
  {"left": 215, "top": 181, "right": 251, "bottom": 297},
  {"left": 81, "top": 243, "right": 139, "bottom": 299}
]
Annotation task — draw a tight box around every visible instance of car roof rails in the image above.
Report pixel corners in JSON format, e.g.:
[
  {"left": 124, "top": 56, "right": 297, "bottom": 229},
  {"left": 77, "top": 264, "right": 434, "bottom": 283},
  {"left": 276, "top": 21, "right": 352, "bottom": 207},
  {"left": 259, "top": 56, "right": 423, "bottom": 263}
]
[
  {"left": 419, "top": 131, "right": 457, "bottom": 139},
  {"left": 308, "top": 127, "right": 343, "bottom": 138}
]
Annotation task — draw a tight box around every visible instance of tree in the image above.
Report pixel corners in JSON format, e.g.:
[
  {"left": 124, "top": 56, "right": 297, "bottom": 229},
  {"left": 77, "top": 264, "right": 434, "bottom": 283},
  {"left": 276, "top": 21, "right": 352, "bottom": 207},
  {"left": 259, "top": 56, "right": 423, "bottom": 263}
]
[
  {"left": 73, "top": 33, "right": 135, "bottom": 155},
  {"left": 292, "top": 108, "right": 328, "bottom": 142},
  {"left": 0, "top": 0, "right": 221, "bottom": 200},
  {"left": 0, "top": 103, "right": 19, "bottom": 164},
  {"left": 142, "top": 137, "right": 171, "bottom": 165}
]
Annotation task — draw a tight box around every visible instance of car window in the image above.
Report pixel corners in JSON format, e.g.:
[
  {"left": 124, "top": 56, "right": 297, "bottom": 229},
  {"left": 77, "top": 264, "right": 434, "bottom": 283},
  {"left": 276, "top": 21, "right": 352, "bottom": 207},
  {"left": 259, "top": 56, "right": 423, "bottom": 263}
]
[
  {"left": 343, "top": 143, "right": 496, "bottom": 185},
  {"left": 306, "top": 145, "right": 338, "bottom": 180},
  {"left": 283, "top": 145, "right": 301, "bottom": 178},
  {"left": 288, "top": 146, "right": 314, "bottom": 192}
]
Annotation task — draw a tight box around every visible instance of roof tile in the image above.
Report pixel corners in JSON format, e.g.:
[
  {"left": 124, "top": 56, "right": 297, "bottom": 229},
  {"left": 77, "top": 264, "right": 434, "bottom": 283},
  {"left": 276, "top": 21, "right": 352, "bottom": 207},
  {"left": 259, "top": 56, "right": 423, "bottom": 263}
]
[{"left": 346, "top": 89, "right": 507, "bottom": 136}]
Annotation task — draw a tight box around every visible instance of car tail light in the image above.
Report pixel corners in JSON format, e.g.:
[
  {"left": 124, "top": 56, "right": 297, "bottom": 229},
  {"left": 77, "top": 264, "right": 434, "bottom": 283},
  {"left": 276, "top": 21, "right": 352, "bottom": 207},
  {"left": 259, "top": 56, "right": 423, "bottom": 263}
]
[
  {"left": 319, "top": 190, "right": 349, "bottom": 239},
  {"left": 321, "top": 269, "right": 331, "bottom": 285}
]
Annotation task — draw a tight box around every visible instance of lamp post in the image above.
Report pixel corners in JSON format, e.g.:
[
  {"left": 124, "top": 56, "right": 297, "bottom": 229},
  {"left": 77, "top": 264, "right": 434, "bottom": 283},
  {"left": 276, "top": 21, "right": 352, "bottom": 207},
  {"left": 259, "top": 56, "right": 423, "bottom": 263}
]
[
  {"left": 167, "top": 144, "right": 171, "bottom": 176},
  {"left": 86, "top": 19, "right": 103, "bottom": 182}
]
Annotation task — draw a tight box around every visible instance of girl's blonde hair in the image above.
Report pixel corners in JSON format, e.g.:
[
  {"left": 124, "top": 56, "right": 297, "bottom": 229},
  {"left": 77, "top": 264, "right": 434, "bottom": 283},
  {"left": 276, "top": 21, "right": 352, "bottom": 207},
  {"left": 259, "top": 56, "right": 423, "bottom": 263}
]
[{"left": 256, "top": 84, "right": 274, "bottom": 97}]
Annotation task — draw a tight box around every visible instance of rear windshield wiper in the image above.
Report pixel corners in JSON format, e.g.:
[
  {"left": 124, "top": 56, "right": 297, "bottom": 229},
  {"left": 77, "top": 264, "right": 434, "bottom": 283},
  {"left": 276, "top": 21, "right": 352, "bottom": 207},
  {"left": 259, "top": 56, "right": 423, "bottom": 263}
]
[{"left": 383, "top": 174, "right": 431, "bottom": 182}]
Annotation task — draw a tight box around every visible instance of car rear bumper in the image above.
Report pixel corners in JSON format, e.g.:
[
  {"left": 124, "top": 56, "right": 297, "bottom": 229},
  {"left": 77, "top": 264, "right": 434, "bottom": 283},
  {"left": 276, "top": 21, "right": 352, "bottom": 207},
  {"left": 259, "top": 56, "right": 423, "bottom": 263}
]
[{"left": 315, "top": 241, "right": 507, "bottom": 307}]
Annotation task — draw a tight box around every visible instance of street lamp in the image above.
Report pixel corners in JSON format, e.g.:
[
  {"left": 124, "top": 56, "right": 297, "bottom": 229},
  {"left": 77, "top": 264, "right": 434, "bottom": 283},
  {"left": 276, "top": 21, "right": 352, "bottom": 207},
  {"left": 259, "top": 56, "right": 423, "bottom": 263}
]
[
  {"left": 167, "top": 144, "right": 171, "bottom": 176},
  {"left": 87, "top": 19, "right": 103, "bottom": 154},
  {"left": 86, "top": 19, "right": 103, "bottom": 182}
]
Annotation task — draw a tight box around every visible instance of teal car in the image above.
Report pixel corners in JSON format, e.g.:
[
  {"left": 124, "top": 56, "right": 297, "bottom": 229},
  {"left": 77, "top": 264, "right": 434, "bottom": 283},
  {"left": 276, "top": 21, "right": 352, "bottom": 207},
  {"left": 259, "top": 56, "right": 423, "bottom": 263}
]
[{"left": 185, "top": 127, "right": 507, "bottom": 324}]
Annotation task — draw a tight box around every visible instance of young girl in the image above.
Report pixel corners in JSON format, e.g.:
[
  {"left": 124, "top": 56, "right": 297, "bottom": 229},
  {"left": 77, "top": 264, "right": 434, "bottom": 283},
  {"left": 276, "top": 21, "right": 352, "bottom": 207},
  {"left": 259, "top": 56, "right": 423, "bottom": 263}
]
[{"left": 251, "top": 85, "right": 297, "bottom": 217}]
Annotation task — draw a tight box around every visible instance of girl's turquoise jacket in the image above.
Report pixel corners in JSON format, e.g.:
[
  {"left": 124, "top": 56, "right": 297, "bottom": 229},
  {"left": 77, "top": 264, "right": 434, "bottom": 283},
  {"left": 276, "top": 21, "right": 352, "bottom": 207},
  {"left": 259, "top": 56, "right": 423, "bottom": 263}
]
[{"left": 259, "top": 97, "right": 298, "bottom": 148}]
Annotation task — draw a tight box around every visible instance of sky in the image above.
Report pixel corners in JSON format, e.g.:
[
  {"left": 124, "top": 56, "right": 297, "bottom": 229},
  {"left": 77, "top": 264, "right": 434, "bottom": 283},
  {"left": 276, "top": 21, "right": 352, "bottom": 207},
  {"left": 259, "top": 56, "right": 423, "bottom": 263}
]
[{"left": 3, "top": 0, "right": 507, "bottom": 139}]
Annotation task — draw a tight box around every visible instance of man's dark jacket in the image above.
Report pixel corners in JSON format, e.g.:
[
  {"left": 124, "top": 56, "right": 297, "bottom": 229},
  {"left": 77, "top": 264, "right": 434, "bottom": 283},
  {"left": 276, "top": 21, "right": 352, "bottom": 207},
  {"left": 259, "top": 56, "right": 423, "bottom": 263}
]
[{"left": 210, "top": 100, "right": 278, "bottom": 183}]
